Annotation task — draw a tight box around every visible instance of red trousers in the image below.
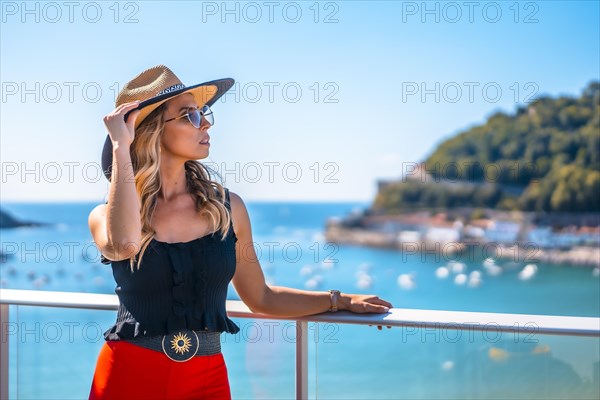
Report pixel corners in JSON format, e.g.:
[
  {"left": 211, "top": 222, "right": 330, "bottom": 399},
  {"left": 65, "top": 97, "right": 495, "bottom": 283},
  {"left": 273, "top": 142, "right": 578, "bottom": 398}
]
[{"left": 88, "top": 340, "right": 231, "bottom": 400}]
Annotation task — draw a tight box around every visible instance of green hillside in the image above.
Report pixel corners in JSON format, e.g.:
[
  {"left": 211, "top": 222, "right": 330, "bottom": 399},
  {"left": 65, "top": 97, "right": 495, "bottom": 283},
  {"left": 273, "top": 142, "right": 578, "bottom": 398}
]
[{"left": 374, "top": 81, "right": 600, "bottom": 213}]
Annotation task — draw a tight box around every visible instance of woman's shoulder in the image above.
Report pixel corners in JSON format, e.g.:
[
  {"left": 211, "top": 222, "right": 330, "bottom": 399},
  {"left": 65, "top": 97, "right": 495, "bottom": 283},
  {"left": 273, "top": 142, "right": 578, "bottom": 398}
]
[
  {"left": 225, "top": 189, "right": 252, "bottom": 235},
  {"left": 226, "top": 189, "right": 244, "bottom": 211}
]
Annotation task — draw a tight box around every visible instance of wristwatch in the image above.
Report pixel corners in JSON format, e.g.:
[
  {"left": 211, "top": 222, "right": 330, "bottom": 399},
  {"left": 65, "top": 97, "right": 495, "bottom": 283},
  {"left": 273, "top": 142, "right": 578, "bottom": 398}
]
[{"left": 328, "top": 289, "right": 341, "bottom": 312}]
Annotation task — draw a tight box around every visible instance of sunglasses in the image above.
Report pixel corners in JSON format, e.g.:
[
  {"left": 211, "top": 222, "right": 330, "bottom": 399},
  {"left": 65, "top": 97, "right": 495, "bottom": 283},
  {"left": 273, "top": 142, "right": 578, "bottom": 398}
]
[{"left": 164, "top": 105, "right": 214, "bottom": 128}]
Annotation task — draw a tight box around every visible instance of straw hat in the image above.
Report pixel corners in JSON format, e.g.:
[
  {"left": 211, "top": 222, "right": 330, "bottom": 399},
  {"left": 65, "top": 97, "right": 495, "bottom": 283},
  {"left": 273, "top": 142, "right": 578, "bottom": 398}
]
[{"left": 101, "top": 64, "right": 234, "bottom": 181}]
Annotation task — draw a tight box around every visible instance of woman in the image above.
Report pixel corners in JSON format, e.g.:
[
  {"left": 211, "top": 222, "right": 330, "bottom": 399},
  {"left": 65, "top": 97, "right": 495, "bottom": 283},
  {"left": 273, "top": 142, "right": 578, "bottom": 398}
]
[{"left": 88, "top": 65, "right": 393, "bottom": 399}]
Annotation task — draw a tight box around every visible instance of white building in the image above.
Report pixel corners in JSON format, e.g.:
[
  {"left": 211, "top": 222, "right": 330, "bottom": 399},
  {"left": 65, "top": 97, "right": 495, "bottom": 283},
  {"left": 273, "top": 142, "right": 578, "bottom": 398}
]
[
  {"left": 484, "top": 220, "right": 521, "bottom": 244},
  {"left": 423, "top": 221, "right": 463, "bottom": 245}
]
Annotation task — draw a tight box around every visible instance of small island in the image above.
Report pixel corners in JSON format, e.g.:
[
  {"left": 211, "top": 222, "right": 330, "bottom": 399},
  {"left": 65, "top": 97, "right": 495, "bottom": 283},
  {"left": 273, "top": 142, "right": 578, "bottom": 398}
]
[
  {"left": 0, "top": 208, "right": 49, "bottom": 263},
  {"left": 326, "top": 81, "right": 600, "bottom": 268}
]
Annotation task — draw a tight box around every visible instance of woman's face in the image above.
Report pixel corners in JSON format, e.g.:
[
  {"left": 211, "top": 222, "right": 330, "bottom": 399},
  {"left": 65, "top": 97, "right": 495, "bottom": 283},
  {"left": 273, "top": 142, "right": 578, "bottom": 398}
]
[{"left": 161, "top": 93, "right": 211, "bottom": 160}]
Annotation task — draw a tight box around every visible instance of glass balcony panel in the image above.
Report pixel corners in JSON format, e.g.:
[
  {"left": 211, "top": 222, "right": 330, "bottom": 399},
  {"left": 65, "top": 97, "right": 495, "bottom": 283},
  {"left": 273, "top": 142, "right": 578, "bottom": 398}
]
[
  {"left": 10, "top": 305, "right": 115, "bottom": 399},
  {"left": 222, "top": 317, "right": 297, "bottom": 399},
  {"left": 312, "top": 322, "right": 600, "bottom": 399}
]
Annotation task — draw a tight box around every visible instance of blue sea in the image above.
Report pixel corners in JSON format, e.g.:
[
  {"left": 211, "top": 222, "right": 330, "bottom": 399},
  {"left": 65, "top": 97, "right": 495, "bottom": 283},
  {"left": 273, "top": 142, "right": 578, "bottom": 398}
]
[{"left": 1, "top": 202, "right": 599, "bottom": 399}]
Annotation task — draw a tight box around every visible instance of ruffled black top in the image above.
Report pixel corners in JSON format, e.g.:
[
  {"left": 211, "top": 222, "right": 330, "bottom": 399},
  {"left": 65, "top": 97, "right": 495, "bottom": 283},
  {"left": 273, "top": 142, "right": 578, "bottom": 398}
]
[{"left": 100, "top": 188, "right": 241, "bottom": 340}]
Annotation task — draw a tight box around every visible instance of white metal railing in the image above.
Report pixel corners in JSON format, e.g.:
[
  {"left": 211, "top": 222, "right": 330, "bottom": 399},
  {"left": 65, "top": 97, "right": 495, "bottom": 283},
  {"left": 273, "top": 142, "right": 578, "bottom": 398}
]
[{"left": 1, "top": 288, "right": 599, "bottom": 400}]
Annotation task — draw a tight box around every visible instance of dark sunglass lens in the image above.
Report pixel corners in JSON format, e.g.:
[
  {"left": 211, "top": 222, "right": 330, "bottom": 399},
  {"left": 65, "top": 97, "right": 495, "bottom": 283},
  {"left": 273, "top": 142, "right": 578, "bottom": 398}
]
[{"left": 188, "top": 109, "right": 202, "bottom": 128}]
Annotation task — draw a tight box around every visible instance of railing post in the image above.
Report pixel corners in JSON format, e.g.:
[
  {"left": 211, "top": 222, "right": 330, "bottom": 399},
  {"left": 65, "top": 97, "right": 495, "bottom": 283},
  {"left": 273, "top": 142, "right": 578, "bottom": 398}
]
[
  {"left": 296, "top": 320, "right": 308, "bottom": 400},
  {"left": 1, "top": 304, "right": 9, "bottom": 400}
]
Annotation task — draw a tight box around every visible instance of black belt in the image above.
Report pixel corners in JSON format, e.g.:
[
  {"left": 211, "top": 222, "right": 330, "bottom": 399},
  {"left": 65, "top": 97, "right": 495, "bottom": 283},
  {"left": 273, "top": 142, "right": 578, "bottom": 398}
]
[{"left": 123, "top": 329, "right": 222, "bottom": 362}]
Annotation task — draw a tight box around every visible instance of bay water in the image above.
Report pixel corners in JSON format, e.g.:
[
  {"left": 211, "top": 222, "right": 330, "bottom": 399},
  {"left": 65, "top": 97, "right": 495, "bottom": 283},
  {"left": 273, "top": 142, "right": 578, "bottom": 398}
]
[{"left": 1, "top": 202, "right": 598, "bottom": 399}]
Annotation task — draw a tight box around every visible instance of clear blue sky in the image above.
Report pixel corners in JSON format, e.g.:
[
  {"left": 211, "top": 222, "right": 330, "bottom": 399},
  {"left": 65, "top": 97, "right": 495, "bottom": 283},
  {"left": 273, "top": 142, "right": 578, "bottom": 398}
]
[{"left": 1, "top": 0, "right": 598, "bottom": 202}]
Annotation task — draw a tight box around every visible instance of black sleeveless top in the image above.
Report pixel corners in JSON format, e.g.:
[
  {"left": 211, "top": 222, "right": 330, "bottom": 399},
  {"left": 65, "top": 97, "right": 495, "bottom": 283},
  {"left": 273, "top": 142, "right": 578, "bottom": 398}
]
[{"left": 100, "top": 188, "right": 241, "bottom": 340}]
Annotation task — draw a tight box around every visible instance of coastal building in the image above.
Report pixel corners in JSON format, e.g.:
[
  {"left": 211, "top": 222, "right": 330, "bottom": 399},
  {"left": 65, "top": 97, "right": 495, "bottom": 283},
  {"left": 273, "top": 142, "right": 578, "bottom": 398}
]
[
  {"left": 482, "top": 219, "right": 521, "bottom": 244},
  {"left": 423, "top": 220, "right": 463, "bottom": 246},
  {"left": 397, "top": 230, "right": 422, "bottom": 244},
  {"left": 527, "top": 225, "right": 600, "bottom": 249}
]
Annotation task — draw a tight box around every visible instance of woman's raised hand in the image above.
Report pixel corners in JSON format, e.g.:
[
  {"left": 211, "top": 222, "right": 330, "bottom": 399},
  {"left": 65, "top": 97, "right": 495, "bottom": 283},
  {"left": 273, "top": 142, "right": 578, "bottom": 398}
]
[{"left": 102, "top": 101, "right": 141, "bottom": 148}]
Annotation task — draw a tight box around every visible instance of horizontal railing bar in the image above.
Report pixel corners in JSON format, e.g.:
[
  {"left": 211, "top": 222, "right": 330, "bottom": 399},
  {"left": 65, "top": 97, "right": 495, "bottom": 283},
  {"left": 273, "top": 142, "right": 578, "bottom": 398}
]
[
  {"left": 1, "top": 289, "right": 598, "bottom": 337},
  {"left": 1, "top": 288, "right": 119, "bottom": 310}
]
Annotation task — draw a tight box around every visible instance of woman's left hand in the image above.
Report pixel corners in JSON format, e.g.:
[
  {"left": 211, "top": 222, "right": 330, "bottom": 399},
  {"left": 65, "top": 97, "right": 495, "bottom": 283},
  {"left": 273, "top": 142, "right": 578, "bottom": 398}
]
[{"left": 339, "top": 293, "right": 394, "bottom": 330}]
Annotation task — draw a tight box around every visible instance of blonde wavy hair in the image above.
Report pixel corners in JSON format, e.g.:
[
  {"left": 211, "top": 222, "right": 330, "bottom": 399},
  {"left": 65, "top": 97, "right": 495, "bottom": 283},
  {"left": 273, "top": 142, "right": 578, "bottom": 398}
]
[{"left": 124, "top": 101, "right": 231, "bottom": 272}]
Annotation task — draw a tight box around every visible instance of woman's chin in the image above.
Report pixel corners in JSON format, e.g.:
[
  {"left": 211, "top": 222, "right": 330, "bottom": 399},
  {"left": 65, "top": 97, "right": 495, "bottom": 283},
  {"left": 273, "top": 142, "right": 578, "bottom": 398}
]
[{"left": 196, "top": 151, "right": 210, "bottom": 160}]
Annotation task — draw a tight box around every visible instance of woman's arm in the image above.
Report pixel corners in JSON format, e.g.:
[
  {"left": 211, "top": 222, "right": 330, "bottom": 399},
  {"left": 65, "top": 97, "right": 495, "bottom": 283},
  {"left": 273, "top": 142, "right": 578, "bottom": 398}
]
[
  {"left": 258, "top": 285, "right": 391, "bottom": 318},
  {"left": 89, "top": 103, "right": 142, "bottom": 261},
  {"left": 89, "top": 143, "right": 142, "bottom": 261},
  {"left": 105, "top": 142, "right": 142, "bottom": 250},
  {"left": 229, "top": 191, "right": 393, "bottom": 318}
]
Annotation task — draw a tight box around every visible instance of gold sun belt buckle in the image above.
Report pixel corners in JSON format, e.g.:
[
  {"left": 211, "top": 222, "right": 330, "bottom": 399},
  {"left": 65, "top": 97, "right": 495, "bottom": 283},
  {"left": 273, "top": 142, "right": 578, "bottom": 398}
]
[
  {"left": 161, "top": 329, "right": 200, "bottom": 362},
  {"left": 123, "top": 328, "right": 222, "bottom": 360}
]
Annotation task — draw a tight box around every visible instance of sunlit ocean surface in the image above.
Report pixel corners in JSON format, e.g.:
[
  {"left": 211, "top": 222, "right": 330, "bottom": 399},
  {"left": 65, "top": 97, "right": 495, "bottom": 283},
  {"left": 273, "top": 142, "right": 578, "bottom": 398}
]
[{"left": 2, "top": 202, "right": 599, "bottom": 399}]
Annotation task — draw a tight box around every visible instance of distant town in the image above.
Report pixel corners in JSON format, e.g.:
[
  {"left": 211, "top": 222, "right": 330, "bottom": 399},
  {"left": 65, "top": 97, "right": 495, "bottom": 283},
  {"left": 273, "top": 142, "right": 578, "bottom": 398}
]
[{"left": 325, "top": 207, "right": 600, "bottom": 268}]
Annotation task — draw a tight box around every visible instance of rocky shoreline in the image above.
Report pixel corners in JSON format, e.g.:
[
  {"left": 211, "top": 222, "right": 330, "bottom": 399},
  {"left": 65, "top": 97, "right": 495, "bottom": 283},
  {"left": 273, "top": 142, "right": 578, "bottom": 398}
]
[
  {"left": 0, "top": 208, "right": 47, "bottom": 229},
  {"left": 324, "top": 224, "right": 467, "bottom": 254},
  {"left": 0, "top": 208, "right": 49, "bottom": 263},
  {"left": 492, "top": 244, "right": 600, "bottom": 268},
  {"left": 325, "top": 223, "right": 600, "bottom": 268}
]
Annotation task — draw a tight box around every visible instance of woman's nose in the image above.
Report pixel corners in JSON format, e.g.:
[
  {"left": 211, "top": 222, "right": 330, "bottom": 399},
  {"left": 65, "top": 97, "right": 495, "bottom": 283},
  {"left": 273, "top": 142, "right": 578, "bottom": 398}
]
[{"left": 199, "top": 115, "right": 211, "bottom": 129}]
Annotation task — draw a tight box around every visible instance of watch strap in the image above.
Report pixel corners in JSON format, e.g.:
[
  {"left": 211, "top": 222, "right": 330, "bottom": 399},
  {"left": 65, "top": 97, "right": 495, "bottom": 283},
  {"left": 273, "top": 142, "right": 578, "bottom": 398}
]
[{"left": 328, "top": 289, "right": 340, "bottom": 312}]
